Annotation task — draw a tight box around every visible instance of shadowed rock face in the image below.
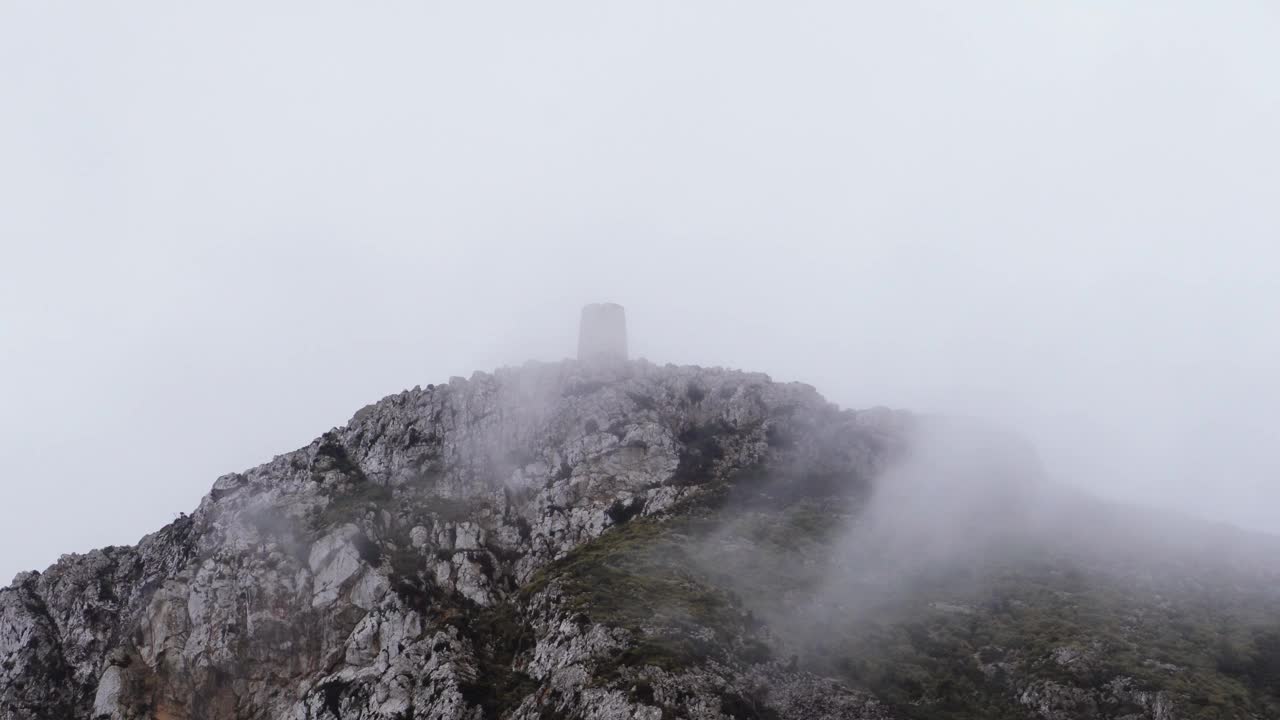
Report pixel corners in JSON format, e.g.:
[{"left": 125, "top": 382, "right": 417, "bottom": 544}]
[{"left": 0, "top": 360, "right": 907, "bottom": 720}]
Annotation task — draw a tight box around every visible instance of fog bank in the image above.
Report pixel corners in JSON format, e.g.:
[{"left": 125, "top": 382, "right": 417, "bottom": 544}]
[{"left": 2, "top": 2, "right": 1277, "bottom": 582}]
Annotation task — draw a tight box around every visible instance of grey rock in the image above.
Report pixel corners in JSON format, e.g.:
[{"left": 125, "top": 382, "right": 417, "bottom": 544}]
[{"left": 1, "top": 360, "right": 903, "bottom": 719}]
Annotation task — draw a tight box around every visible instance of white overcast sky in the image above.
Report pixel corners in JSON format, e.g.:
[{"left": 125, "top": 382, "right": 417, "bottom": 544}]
[{"left": 2, "top": 2, "right": 1278, "bottom": 582}]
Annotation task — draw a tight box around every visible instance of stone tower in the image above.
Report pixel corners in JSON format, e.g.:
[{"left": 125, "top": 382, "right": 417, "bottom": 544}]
[{"left": 577, "top": 303, "right": 628, "bottom": 364}]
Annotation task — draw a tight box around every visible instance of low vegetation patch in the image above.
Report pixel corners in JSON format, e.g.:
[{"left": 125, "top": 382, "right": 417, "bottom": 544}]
[
  {"left": 311, "top": 480, "right": 393, "bottom": 529},
  {"left": 521, "top": 489, "right": 1280, "bottom": 719}
]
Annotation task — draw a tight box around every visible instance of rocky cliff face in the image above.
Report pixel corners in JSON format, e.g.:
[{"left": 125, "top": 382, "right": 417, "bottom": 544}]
[
  {"left": 7, "top": 359, "right": 1280, "bottom": 720},
  {"left": 0, "top": 360, "right": 907, "bottom": 720}
]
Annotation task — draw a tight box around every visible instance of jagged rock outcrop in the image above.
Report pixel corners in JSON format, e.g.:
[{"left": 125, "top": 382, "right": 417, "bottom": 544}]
[
  {"left": 9, "top": 357, "right": 1277, "bottom": 720},
  {"left": 0, "top": 360, "right": 907, "bottom": 720}
]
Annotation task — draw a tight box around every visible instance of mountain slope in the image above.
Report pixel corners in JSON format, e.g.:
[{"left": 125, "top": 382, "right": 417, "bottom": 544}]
[{"left": 2, "top": 360, "right": 1277, "bottom": 720}]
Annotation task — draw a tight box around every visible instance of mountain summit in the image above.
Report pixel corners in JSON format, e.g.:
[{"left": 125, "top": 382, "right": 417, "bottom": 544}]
[
  {"left": 3, "top": 338, "right": 1278, "bottom": 719},
  {"left": 0, "top": 355, "right": 910, "bottom": 720}
]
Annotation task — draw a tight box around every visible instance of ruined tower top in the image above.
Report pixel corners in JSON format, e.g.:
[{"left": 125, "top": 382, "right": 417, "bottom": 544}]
[{"left": 577, "top": 303, "right": 628, "bottom": 364}]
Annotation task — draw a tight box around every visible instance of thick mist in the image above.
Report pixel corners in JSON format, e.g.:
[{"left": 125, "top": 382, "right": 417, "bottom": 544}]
[
  {"left": 678, "top": 416, "right": 1280, "bottom": 684},
  {"left": 2, "top": 2, "right": 1278, "bottom": 583}
]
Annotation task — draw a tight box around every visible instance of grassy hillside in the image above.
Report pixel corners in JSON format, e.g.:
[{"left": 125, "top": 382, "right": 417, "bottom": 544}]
[{"left": 527, "top": 481, "right": 1280, "bottom": 719}]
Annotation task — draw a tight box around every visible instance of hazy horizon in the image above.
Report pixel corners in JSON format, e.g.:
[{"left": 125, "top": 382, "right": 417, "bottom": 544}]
[{"left": 3, "top": 2, "right": 1278, "bottom": 583}]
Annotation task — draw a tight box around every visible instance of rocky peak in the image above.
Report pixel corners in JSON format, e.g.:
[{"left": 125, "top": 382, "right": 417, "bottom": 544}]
[{"left": 1, "top": 359, "right": 908, "bottom": 720}]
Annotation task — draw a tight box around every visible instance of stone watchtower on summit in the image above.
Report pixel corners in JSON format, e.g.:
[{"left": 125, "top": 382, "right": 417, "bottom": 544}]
[{"left": 577, "top": 303, "right": 628, "bottom": 364}]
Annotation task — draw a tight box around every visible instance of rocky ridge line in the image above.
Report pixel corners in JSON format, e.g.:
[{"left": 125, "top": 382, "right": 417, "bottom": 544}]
[{"left": 1, "top": 359, "right": 907, "bottom": 720}]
